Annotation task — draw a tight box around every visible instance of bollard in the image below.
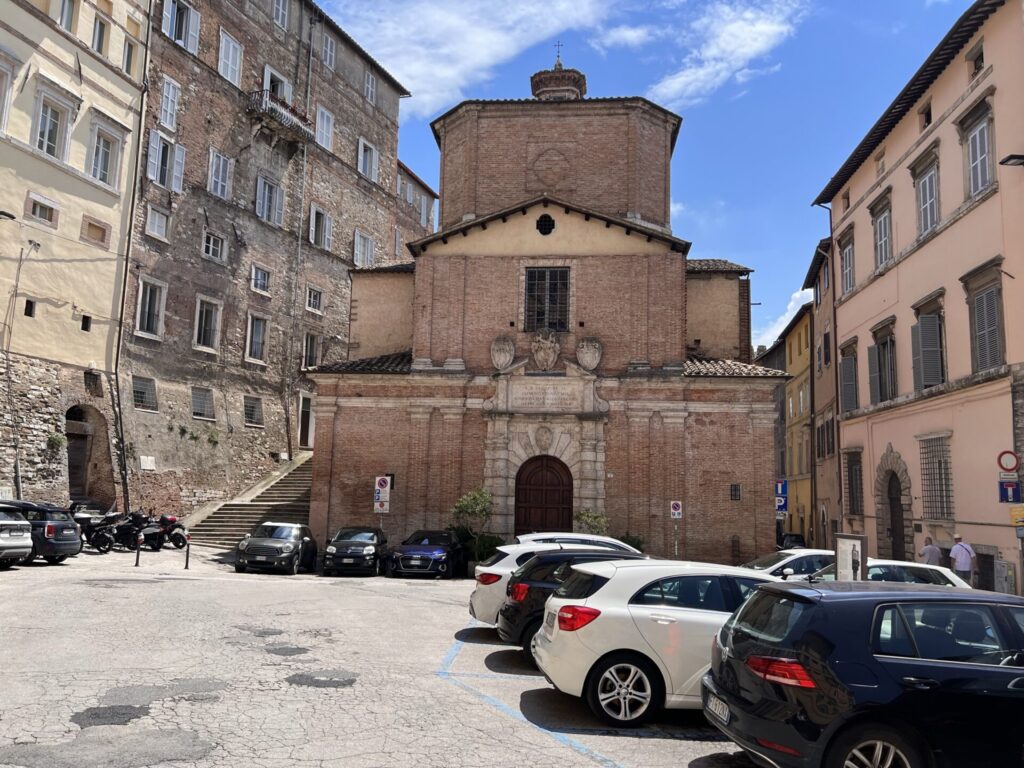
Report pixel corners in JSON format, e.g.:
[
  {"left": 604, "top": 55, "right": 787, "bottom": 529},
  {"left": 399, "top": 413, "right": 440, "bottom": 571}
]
[
  {"left": 134, "top": 533, "right": 142, "bottom": 567},
  {"left": 184, "top": 537, "right": 190, "bottom": 570}
]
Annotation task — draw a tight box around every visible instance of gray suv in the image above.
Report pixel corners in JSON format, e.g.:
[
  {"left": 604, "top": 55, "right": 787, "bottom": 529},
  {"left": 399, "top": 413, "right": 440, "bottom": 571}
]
[
  {"left": 235, "top": 522, "right": 317, "bottom": 575},
  {"left": 0, "top": 509, "right": 32, "bottom": 569}
]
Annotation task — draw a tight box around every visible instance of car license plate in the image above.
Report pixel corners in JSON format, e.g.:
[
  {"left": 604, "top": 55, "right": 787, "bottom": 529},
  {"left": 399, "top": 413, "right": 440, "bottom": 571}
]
[
  {"left": 9, "top": 530, "right": 23, "bottom": 537},
  {"left": 410, "top": 558, "right": 423, "bottom": 565},
  {"left": 342, "top": 558, "right": 354, "bottom": 564},
  {"left": 255, "top": 556, "right": 268, "bottom": 562},
  {"left": 706, "top": 694, "right": 730, "bottom": 724},
  {"left": 545, "top": 611, "right": 555, "bottom": 629}
]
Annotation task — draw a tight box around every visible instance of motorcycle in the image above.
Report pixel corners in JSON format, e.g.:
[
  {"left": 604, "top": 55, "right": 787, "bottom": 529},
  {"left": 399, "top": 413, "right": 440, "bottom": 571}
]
[
  {"left": 72, "top": 506, "right": 121, "bottom": 554},
  {"left": 113, "top": 511, "right": 164, "bottom": 552},
  {"left": 156, "top": 514, "right": 189, "bottom": 549}
]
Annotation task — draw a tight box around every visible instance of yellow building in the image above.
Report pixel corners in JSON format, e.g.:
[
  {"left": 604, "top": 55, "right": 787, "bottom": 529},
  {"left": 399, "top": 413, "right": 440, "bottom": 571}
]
[
  {"left": 0, "top": 0, "right": 147, "bottom": 505},
  {"left": 781, "top": 303, "right": 813, "bottom": 544}
]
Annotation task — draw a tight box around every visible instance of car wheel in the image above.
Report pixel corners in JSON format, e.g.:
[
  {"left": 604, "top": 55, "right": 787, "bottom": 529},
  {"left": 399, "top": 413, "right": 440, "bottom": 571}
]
[
  {"left": 0, "top": 561, "right": 14, "bottom": 570},
  {"left": 585, "top": 652, "right": 664, "bottom": 727},
  {"left": 234, "top": 564, "right": 247, "bottom": 573},
  {"left": 44, "top": 556, "right": 68, "bottom": 564},
  {"left": 287, "top": 553, "right": 300, "bottom": 576},
  {"left": 375, "top": 558, "right": 385, "bottom": 577},
  {"left": 320, "top": 567, "right": 332, "bottom": 577},
  {"left": 384, "top": 560, "right": 396, "bottom": 578},
  {"left": 825, "top": 724, "right": 924, "bottom": 768},
  {"left": 520, "top": 620, "right": 543, "bottom": 667}
]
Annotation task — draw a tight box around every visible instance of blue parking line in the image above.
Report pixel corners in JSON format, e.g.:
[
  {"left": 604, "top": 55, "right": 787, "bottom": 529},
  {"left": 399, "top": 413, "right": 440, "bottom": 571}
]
[{"left": 437, "top": 625, "right": 624, "bottom": 768}]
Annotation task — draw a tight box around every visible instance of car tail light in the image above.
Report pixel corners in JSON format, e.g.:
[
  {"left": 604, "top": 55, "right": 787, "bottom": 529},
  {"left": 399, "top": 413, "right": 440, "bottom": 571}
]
[
  {"left": 45, "top": 524, "right": 56, "bottom": 538},
  {"left": 557, "top": 605, "right": 601, "bottom": 631},
  {"left": 476, "top": 573, "right": 501, "bottom": 585},
  {"left": 746, "top": 656, "right": 816, "bottom": 688},
  {"left": 755, "top": 738, "right": 802, "bottom": 757},
  {"left": 166, "top": 516, "right": 177, "bottom": 523},
  {"left": 510, "top": 583, "right": 529, "bottom": 602}
]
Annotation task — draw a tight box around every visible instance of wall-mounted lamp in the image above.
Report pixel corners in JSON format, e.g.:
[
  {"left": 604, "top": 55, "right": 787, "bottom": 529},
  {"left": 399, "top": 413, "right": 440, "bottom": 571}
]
[
  {"left": 0, "top": 210, "right": 16, "bottom": 221},
  {"left": 999, "top": 154, "right": 1024, "bottom": 167}
]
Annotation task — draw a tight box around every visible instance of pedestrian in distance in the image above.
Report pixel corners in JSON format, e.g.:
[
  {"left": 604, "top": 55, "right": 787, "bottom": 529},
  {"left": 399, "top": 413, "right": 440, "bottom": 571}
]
[
  {"left": 949, "top": 533, "right": 977, "bottom": 585},
  {"left": 918, "top": 536, "right": 941, "bottom": 566}
]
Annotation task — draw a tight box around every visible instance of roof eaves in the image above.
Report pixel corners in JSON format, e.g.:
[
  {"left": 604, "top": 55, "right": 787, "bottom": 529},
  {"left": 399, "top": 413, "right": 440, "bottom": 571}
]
[
  {"left": 812, "top": 0, "right": 1004, "bottom": 206},
  {"left": 397, "top": 160, "right": 439, "bottom": 199},
  {"left": 801, "top": 237, "right": 833, "bottom": 290},
  {"left": 310, "top": 6, "right": 410, "bottom": 97}
]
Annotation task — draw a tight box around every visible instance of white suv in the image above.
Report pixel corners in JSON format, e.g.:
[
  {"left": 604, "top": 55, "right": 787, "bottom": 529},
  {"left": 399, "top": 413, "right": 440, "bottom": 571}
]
[{"left": 533, "top": 560, "right": 777, "bottom": 726}]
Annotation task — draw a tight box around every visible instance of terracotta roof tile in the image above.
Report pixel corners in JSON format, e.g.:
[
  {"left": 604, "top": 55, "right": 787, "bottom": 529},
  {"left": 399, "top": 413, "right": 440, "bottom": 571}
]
[
  {"left": 686, "top": 259, "right": 751, "bottom": 274},
  {"left": 354, "top": 262, "right": 415, "bottom": 274},
  {"left": 316, "top": 350, "right": 412, "bottom": 374},
  {"left": 684, "top": 355, "right": 785, "bottom": 378}
]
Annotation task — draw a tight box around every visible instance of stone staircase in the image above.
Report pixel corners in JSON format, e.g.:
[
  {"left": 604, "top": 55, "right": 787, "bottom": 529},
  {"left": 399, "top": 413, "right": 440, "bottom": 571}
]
[{"left": 188, "top": 460, "right": 312, "bottom": 549}]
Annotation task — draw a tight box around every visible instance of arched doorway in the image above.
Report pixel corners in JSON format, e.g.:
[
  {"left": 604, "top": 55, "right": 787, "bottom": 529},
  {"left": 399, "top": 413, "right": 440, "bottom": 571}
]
[
  {"left": 887, "top": 472, "right": 906, "bottom": 561},
  {"left": 514, "top": 455, "right": 573, "bottom": 536},
  {"left": 65, "top": 405, "right": 116, "bottom": 507}
]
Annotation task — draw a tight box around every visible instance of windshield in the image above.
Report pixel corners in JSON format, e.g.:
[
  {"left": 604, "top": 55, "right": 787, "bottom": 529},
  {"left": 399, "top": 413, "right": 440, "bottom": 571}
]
[
  {"left": 333, "top": 529, "right": 377, "bottom": 543},
  {"left": 26, "top": 509, "right": 72, "bottom": 521},
  {"left": 403, "top": 531, "right": 451, "bottom": 546},
  {"left": 743, "top": 551, "right": 792, "bottom": 570},
  {"left": 251, "top": 525, "right": 300, "bottom": 540},
  {"left": 0, "top": 509, "right": 26, "bottom": 522}
]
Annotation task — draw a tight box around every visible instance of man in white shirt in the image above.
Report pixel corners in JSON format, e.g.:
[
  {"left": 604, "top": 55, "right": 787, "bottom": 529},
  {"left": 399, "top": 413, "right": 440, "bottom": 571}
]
[
  {"left": 918, "top": 537, "right": 941, "bottom": 566},
  {"left": 949, "top": 533, "right": 977, "bottom": 584}
]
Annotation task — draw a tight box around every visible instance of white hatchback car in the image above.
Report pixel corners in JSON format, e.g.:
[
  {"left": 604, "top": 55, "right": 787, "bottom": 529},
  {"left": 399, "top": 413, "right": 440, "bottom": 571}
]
[
  {"left": 514, "top": 533, "right": 640, "bottom": 553},
  {"left": 470, "top": 543, "right": 602, "bottom": 625},
  {"left": 742, "top": 548, "right": 834, "bottom": 578},
  {"left": 533, "top": 560, "right": 777, "bottom": 726},
  {"left": 810, "top": 558, "right": 972, "bottom": 588}
]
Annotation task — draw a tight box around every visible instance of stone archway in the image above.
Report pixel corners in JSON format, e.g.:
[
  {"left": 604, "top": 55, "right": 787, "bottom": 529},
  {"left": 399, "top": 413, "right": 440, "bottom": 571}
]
[
  {"left": 874, "top": 443, "right": 913, "bottom": 560},
  {"left": 514, "top": 455, "right": 573, "bottom": 535},
  {"left": 65, "top": 405, "right": 116, "bottom": 507}
]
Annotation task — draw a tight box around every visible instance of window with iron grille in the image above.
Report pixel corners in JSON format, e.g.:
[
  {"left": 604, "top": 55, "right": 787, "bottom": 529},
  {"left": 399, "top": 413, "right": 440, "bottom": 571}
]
[
  {"left": 191, "top": 386, "right": 215, "bottom": 420},
  {"left": 132, "top": 376, "right": 158, "bottom": 411},
  {"left": 243, "top": 396, "right": 264, "bottom": 427},
  {"left": 524, "top": 268, "right": 569, "bottom": 332},
  {"left": 729, "top": 484, "right": 741, "bottom": 501},
  {"left": 920, "top": 436, "right": 954, "bottom": 520},
  {"left": 844, "top": 452, "right": 864, "bottom": 516}
]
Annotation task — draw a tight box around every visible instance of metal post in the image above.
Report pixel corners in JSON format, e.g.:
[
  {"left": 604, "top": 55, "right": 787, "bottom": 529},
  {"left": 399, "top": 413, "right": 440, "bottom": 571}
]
[
  {"left": 134, "top": 534, "right": 142, "bottom": 567},
  {"left": 673, "top": 521, "right": 679, "bottom": 559},
  {"left": 184, "top": 538, "right": 190, "bottom": 570}
]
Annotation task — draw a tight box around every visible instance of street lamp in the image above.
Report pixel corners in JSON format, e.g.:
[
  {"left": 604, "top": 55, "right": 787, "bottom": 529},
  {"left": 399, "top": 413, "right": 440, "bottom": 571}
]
[
  {"left": 0, "top": 211, "right": 15, "bottom": 221},
  {"left": 999, "top": 155, "right": 1024, "bottom": 167}
]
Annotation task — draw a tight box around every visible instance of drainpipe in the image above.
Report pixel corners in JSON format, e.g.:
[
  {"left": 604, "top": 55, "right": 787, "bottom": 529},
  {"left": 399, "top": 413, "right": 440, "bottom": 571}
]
[{"left": 109, "top": 0, "right": 156, "bottom": 513}]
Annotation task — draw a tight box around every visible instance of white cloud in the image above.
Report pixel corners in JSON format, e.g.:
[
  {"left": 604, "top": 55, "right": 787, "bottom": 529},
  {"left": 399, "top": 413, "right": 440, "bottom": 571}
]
[
  {"left": 735, "top": 61, "right": 782, "bottom": 83},
  {"left": 647, "top": 0, "right": 806, "bottom": 109},
  {"left": 590, "top": 24, "right": 659, "bottom": 52},
  {"left": 670, "top": 200, "right": 687, "bottom": 219},
  {"left": 323, "top": 0, "right": 613, "bottom": 120},
  {"left": 752, "top": 288, "right": 812, "bottom": 349}
]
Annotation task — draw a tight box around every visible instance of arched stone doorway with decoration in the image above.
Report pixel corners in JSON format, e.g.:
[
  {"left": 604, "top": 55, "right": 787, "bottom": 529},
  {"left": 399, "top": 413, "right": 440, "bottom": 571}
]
[
  {"left": 514, "top": 455, "right": 573, "bottom": 536},
  {"left": 874, "top": 443, "right": 914, "bottom": 560},
  {"left": 65, "top": 405, "right": 116, "bottom": 508}
]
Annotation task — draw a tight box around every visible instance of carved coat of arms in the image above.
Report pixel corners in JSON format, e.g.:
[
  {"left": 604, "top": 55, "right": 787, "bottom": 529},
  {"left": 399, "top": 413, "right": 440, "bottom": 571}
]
[{"left": 531, "top": 329, "right": 560, "bottom": 371}]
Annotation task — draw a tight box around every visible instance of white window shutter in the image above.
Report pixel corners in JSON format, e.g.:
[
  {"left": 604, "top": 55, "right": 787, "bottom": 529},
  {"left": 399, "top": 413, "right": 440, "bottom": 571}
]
[
  {"left": 273, "top": 184, "right": 284, "bottom": 226},
  {"left": 171, "top": 144, "right": 186, "bottom": 193},
  {"left": 256, "top": 178, "right": 266, "bottom": 218},
  {"left": 324, "top": 214, "right": 333, "bottom": 251},
  {"left": 308, "top": 205, "right": 316, "bottom": 243},
  {"left": 161, "top": 0, "right": 173, "bottom": 36},
  {"left": 186, "top": 9, "right": 200, "bottom": 53},
  {"left": 146, "top": 129, "right": 160, "bottom": 180},
  {"left": 283, "top": 79, "right": 292, "bottom": 103},
  {"left": 371, "top": 148, "right": 379, "bottom": 182},
  {"left": 357, "top": 138, "right": 365, "bottom": 174},
  {"left": 206, "top": 147, "right": 215, "bottom": 193},
  {"left": 226, "top": 158, "right": 234, "bottom": 198}
]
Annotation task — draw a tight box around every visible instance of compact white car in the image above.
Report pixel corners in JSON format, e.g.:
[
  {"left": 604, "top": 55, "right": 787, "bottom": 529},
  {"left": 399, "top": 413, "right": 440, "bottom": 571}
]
[
  {"left": 514, "top": 532, "right": 640, "bottom": 553},
  {"left": 742, "top": 548, "right": 834, "bottom": 578},
  {"left": 470, "top": 543, "right": 602, "bottom": 625},
  {"left": 809, "top": 558, "right": 972, "bottom": 588},
  {"left": 533, "top": 560, "right": 777, "bottom": 726}
]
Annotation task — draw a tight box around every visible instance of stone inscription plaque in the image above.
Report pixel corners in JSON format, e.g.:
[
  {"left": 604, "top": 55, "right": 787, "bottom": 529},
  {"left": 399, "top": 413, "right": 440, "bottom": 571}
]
[{"left": 509, "top": 380, "right": 582, "bottom": 412}]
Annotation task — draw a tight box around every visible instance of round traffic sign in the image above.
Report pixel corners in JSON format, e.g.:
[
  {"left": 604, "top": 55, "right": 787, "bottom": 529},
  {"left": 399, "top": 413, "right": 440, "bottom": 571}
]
[
  {"left": 377, "top": 477, "right": 390, "bottom": 489},
  {"left": 998, "top": 451, "right": 1020, "bottom": 473},
  {"left": 670, "top": 501, "right": 682, "bottom": 513}
]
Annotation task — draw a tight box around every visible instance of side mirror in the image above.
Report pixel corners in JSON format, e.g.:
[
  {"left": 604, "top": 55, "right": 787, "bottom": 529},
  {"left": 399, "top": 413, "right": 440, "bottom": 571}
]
[
  {"left": 781, "top": 567, "right": 795, "bottom": 580},
  {"left": 303, "top": 537, "right": 311, "bottom": 543}
]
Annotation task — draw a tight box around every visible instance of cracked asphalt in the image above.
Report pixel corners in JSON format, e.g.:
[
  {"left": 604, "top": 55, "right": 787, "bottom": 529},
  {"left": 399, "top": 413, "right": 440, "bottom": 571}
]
[{"left": 0, "top": 548, "right": 752, "bottom": 768}]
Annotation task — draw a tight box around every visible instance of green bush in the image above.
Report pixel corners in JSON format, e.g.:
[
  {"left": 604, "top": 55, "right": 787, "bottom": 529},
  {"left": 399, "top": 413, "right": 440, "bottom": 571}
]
[
  {"left": 449, "top": 489, "right": 497, "bottom": 562},
  {"left": 618, "top": 532, "right": 645, "bottom": 552},
  {"left": 474, "top": 534, "right": 504, "bottom": 563},
  {"left": 575, "top": 507, "right": 608, "bottom": 535}
]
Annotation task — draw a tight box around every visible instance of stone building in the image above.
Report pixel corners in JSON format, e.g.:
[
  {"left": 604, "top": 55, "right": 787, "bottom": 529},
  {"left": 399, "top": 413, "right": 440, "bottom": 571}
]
[
  {"left": 0, "top": 0, "right": 150, "bottom": 507},
  {"left": 394, "top": 160, "right": 436, "bottom": 258},
  {"left": 815, "top": 0, "right": 1022, "bottom": 591},
  {"left": 309, "top": 61, "right": 785, "bottom": 562},
  {"left": 118, "top": 0, "right": 418, "bottom": 512},
  {"left": 804, "top": 238, "right": 840, "bottom": 547},
  {"left": 753, "top": 338, "right": 787, "bottom": 541},
  {"left": 779, "top": 303, "right": 813, "bottom": 544}
]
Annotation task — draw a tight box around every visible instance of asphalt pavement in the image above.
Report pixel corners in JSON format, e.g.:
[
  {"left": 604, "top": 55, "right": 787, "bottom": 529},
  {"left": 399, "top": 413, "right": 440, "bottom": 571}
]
[{"left": 0, "top": 546, "right": 752, "bottom": 768}]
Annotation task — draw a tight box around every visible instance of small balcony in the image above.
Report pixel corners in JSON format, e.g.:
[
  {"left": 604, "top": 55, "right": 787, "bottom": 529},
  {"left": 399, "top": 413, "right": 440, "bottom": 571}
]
[{"left": 246, "top": 90, "right": 315, "bottom": 144}]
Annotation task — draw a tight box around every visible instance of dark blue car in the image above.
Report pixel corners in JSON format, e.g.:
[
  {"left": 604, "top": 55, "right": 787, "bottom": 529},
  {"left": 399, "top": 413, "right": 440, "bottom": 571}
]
[
  {"left": 384, "top": 530, "right": 462, "bottom": 579},
  {"left": 0, "top": 501, "right": 82, "bottom": 565}
]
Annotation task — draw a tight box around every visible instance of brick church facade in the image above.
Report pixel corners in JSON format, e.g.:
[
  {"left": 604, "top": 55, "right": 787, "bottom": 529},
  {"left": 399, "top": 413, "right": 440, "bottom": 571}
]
[{"left": 309, "top": 61, "right": 784, "bottom": 561}]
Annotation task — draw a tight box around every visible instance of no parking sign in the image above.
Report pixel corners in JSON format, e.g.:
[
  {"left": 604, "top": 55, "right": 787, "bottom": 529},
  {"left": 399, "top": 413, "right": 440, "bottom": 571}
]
[{"left": 669, "top": 500, "right": 682, "bottom": 519}]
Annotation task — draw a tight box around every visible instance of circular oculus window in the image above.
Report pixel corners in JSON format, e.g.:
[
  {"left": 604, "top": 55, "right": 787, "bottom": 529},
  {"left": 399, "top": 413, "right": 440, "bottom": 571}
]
[{"left": 536, "top": 214, "right": 555, "bottom": 236}]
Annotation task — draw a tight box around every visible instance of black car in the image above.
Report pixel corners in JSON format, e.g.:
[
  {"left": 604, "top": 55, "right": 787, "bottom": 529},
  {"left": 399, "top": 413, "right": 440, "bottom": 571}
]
[
  {"left": 235, "top": 522, "right": 318, "bottom": 575},
  {"left": 0, "top": 501, "right": 82, "bottom": 564},
  {"left": 702, "top": 581, "right": 1024, "bottom": 768},
  {"left": 384, "top": 530, "right": 462, "bottom": 578},
  {"left": 322, "top": 527, "right": 388, "bottom": 576},
  {"left": 497, "top": 548, "right": 648, "bottom": 661}
]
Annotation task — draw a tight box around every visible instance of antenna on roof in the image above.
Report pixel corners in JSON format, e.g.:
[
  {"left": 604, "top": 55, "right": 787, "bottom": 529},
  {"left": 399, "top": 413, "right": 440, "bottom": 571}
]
[{"left": 554, "top": 39, "right": 563, "bottom": 69}]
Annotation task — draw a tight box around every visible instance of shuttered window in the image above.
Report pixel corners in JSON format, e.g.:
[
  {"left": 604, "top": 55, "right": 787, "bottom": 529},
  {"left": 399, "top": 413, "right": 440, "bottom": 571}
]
[
  {"left": 917, "top": 163, "right": 939, "bottom": 235},
  {"left": 911, "top": 313, "right": 945, "bottom": 392},
  {"left": 840, "top": 240, "right": 855, "bottom": 294},
  {"left": 161, "top": 0, "right": 200, "bottom": 54},
  {"left": 839, "top": 352, "right": 858, "bottom": 413},
  {"left": 972, "top": 285, "right": 1003, "bottom": 372},
  {"left": 867, "top": 334, "right": 897, "bottom": 404},
  {"left": 872, "top": 206, "right": 892, "bottom": 267},
  {"left": 967, "top": 118, "right": 992, "bottom": 197},
  {"left": 255, "top": 177, "right": 284, "bottom": 226}
]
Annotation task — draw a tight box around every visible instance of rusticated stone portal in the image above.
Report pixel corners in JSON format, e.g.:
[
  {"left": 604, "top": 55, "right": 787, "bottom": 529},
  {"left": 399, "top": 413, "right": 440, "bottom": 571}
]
[{"left": 874, "top": 443, "right": 914, "bottom": 560}]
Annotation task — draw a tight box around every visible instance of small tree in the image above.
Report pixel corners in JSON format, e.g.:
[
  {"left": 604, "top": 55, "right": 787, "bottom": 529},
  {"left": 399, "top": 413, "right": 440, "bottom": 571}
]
[
  {"left": 450, "top": 489, "right": 493, "bottom": 561},
  {"left": 575, "top": 507, "right": 608, "bottom": 535}
]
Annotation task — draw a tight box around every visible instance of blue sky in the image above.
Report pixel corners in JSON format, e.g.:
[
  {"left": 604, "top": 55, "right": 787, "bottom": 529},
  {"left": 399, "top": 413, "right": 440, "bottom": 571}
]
[{"left": 326, "top": 0, "right": 971, "bottom": 350}]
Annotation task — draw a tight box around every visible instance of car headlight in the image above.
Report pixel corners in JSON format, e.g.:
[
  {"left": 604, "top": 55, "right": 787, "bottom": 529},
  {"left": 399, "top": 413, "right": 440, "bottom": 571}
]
[
  {"left": 362, "top": 545, "right": 375, "bottom": 555},
  {"left": 326, "top": 545, "right": 337, "bottom": 554},
  {"left": 282, "top": 543, "right": 295, "bottom": 554},
  {"left": 238, "top": 540, "right": 248, "bottom": 551},
  {"left": 437, "top": 553, "right": 447, "bottom": 560}
]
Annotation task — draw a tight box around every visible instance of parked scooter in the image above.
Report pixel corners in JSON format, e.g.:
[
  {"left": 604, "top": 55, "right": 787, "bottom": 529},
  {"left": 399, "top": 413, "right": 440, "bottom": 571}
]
[
  {"left": 155, "top": 514, "right": 189, "bottom": 549},
  {"left": 72, "top": 506, "right": 121, "bottom": 554},
  {"left": 113, "top": 511, "right": 164, "bottom": 551}
]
